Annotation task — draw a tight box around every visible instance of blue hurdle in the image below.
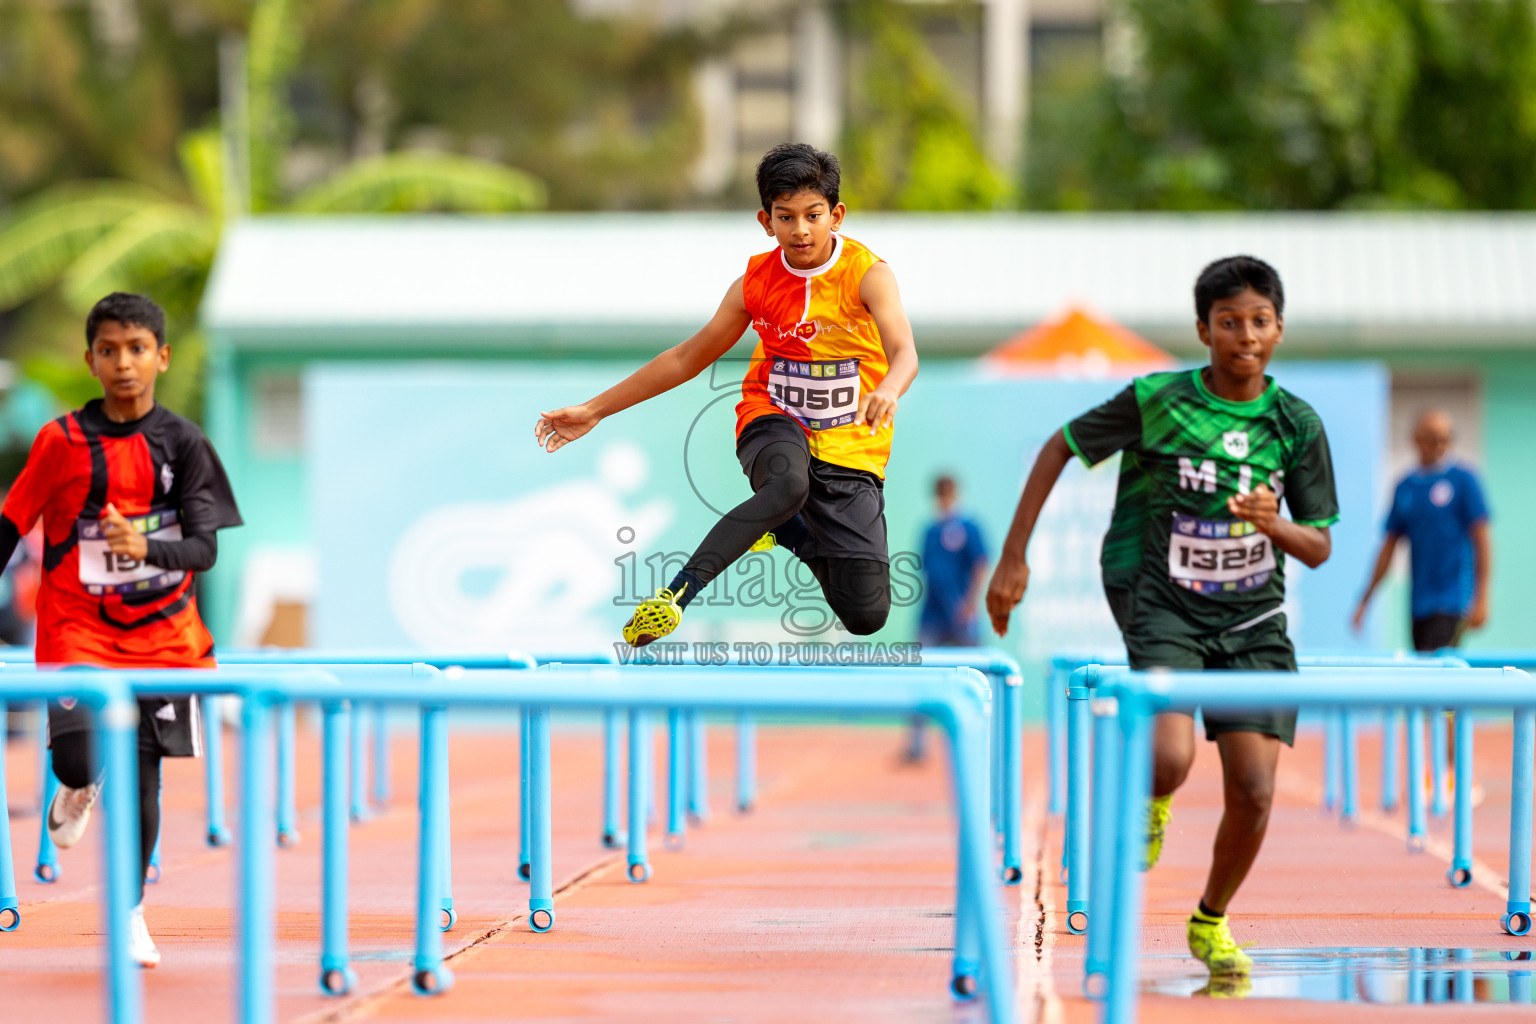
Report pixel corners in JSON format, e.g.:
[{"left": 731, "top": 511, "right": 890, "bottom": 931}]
[
  {"left": 624, "top": 646, "right": 1026, "bottom": 883},
  {"left": 26, "top": 663, "right": 1011, "bottom": 1024},
  {"left": 1093, "top": 666, "right": 1535, "bottom": 1023},
  {"left": 0, "top": 673, "right": 154, "bottom": 1024},
  {"left": 1060, "top": 652, "right": 1472, "bottom": 937}
]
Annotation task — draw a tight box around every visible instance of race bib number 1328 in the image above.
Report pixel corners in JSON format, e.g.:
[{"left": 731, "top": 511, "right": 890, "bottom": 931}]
[
  {"left": 768, "top": 358, "right": 860, "bottom": 431},
  {"left": 1167, "top": 513, "right": 1276, "bottom": 595}
]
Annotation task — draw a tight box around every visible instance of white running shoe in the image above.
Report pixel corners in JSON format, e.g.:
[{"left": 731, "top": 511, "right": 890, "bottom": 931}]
[
  {"left": 129, "top": 903, "right": 160, "bottom": 968},
  {"left": 47, "top": 781, "right": 101, "bottom": 849}
]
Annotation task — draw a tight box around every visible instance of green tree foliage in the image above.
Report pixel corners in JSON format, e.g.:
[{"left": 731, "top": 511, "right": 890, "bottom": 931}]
[
  {"left": 840, "top": 0, "right": 1009, "bottom": 211},
  {"left": 1029, "top": 0, "right": 1536, "bottom": 210},
  {"left": 298, "top": 0, "right": 708, "bottom": 210},
  {"left": 0, "top": 0, "right": 548, "bottom": 418}
]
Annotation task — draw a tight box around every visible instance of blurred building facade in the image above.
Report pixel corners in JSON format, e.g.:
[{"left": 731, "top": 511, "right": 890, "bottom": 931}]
[{"left": 574, "top": 0, "right": 1103, "bottom": 197}]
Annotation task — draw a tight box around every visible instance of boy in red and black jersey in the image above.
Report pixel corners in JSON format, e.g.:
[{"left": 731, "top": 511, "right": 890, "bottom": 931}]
[{"left": 0, "top": 292, "right": 241, "bottom": 965}]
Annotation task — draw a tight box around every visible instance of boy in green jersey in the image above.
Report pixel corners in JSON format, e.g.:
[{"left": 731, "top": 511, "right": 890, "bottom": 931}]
[{"left": 986, "top": 256, "right": 1338, "bottom": 978}]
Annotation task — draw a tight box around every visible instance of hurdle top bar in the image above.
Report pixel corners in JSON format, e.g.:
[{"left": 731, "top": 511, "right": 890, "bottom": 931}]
[
  {"left": 1097, "top": 666, "right": 1536, "bottom": 711},
  {"left": 0, "top": 664, "right": 989, "bottom": 717}
]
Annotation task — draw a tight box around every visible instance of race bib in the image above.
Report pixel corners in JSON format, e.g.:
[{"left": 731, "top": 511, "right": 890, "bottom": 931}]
[
  {"left": 1167, "top": 513, "right": 1276, "bottom": 595},
  {"left": 768, "top": 358, "right": 861, "bottom": 431},
  {"left": 77, "top": 510, "right": 186, "bottom": 597}
]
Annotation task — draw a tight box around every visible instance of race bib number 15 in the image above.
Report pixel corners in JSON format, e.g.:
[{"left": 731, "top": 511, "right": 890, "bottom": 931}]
[
  {"left": 768, "top": 358, "right": 860, "bottom": 431},
  {"left": 77, "top": 510, "right": 186, "bottom": 596},
  {"left": 1167, "top": 513, "right": 1276, "bottom": 595}
]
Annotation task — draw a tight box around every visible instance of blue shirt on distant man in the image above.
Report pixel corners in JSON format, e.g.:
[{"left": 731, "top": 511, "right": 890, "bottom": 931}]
[
  {"left": 1354, "top": 410, "right": 1492, "bottom": 651},
  {"left": 919, "top": 475, "right": 989, "bottom": 648}
]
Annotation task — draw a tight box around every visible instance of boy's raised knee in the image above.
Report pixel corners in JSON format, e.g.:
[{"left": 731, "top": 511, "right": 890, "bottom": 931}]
[{"left": 838, "top": 606, "right": 889, "bottom": 636}]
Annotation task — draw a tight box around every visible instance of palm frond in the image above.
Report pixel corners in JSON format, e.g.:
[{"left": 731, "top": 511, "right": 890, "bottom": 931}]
[
  {"left": 179, "top": 128, "right": 226, "bottom": 222},
  {"left": 60, "top": 203, "right": 219, "bottom": 313},
  {"left": 0, "top": 182, "right": 165, "bottom": 310},
  {"left": 291, "top": 151, "right": 548, "bottom": 213},
  {"left": 247, "top": 0, "right": 305, "bottom": 211}
]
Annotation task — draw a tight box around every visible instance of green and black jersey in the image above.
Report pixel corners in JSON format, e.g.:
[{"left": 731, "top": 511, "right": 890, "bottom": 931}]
[{"left": 1064, "top": 370, "right": 1339, "bottom": 638}]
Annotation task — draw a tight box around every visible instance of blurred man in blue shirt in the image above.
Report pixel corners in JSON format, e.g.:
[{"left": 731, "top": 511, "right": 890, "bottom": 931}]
[
  {"left": 919, "top": 475, "right": 990, "bottom": 648},
  {"left": 1353, "top": 410, "right": 1492, "bottom": 649}
]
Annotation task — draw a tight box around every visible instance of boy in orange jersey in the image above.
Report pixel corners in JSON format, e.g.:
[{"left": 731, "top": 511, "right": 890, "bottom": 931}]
[{"left": 536, "top": 143, "right": 919, "bottom": 645}]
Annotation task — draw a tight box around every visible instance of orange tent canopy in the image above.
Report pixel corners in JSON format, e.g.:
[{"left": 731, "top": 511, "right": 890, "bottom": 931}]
[{"left": 985, "top": 306, "right": 1175, "bottom": 373}]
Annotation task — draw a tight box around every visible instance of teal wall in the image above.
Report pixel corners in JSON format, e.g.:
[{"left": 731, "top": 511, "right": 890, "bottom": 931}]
[{"left": 204, "top": 340, "right": 1535, "bottom": 665}]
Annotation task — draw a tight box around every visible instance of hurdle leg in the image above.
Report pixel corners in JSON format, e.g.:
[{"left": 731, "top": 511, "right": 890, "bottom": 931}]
[
  {"left": 1048, "top": 665, "right": 1066, "bottom": 817},
  {"left": 1083, "top": 695, "right": 1122, "bottom": 991},
  {"left": 1448, "top": 707, "right": 1474, "bottom": 887},
  {"left": 1000, "top": 670, "right": 1024, "bottom": 884},
  {"left": 239, "top": 695, "right": 275, "bottom": 1023},
  {"left": 688, "top": 709, "right": 709, "bottom": 824},
  {"left": 952, "top": 695, "right": 1017, "bottom": 1024},
  {"left": 0, "top": 701, "right": 18, "bottom": 930},
  {"left": 411, "top": 704, "right": 453, "bottom": 995},
  {"left": 1381, "top": 707, "right": 1401, "bottom": 814},
  {"left": 626, "top": 708, "right": 651, "bottom": 882},
  {"left": 319, "top": 700, "right": 355, "bottom": 995},
  {"left": 349, "top": 702, "right": 369, "bottom": 824},
  {"left": 995, "top": 684, "right": 1007, "bottom": 847},
  {"left": 1341, "top": 708, "right": 1359, "bottom": 826},
  {"left": 35, "top": 705, "right": 60, "bottom": 883},
  {"left": 643, "top": 715, "right": 656, "bottom": 827},
  {"left": 1105, "top": 695, "right": 1154, "bottom": 1024},
  {"left": 666, "top": 708, "right": 686, "bottom": 848},
  {"left": 1064, "top": 675, "right": 1091, "bottom": 928},
  {"left": 1503, "top": 707, "right": 1533, "bottom": 936},
  {"left": 277, "top": 701, "right": 299, "bottom": 847},
  {"left": 1431, "top": 708, "right": 1449, "bottom": 818},
  {"left": 949, "top": 788, "right": 980, "bottom": 1001},
  {"left": 527, "top": 705, "right": 554, "bottom": 932},
  {"left": 99, "top": 689, "right": 142, "bottom": 1024},
  {"left": 1323, "top": 709, "right": 1341, "bottom": 813},
  {"left": 518, "top": 708, "right": 531, "bottom": 882},
  {"left": 370, "top": 702, "right": 390, "bottom": 809},
  {"left": 602, "top": 708, "right": 624, "bottom": 847},
  {"left": 203, "top": 697, "right": 231, "bottom": 846},
  {"left": 437, "top": 712, "right": 455, "bottom": 931},
  {"left": 736, "top": 712, "right": 755, "bottom": 812},
  {"left": 1406, "top": 707, "right": 1428, "bottom": 851},
  {"left": 904, "top": 713, "right": 926, "bottom": 763}
]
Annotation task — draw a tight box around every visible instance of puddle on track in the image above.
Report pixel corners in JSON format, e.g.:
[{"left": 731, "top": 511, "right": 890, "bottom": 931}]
[{"left": 1141, "top": 947, "right": 1536, "bottom": 1004}]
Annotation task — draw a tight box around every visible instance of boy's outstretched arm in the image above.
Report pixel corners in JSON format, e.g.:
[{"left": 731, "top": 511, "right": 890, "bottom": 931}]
[
  {"left": 858, "top": 263, "right": 918, "bottom": 435},
  {"left": 986, "top": 429, "right": 1074, "bottom": 637},
  {"left": 535, "top": 277, "right": 751, "bottom": 453}
]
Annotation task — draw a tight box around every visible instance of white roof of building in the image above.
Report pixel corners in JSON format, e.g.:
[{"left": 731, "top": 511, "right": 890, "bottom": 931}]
[{"left": 202, "top": 213, "right": 1536, "bottom": 352}]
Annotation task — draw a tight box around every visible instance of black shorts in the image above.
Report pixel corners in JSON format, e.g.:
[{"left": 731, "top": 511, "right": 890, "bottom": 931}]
[
  {"left": 736, "top": 413, "right": 889, "bottom": 564},
  {"left": 50, "top": 694, "right": 202, "bottom": 758},
  {"left": 1412, "top": 614, "right": 1465, "bottom": 653},
  {"left": 1115, "top": 596, "right": 1299, "bottom": 746}
]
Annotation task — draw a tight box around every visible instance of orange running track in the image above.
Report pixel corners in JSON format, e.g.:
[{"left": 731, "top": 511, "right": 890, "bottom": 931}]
[{"left": 2, "top": 712, "right": 1533, "bottom": 1021}]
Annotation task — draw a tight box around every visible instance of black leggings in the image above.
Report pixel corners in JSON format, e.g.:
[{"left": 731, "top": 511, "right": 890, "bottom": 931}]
[
  {"left": 51, "top": 732, "right": 161, "bottom": 905},
  {"left": 683, "top": 439, "right": 890, "bottom": 635}
]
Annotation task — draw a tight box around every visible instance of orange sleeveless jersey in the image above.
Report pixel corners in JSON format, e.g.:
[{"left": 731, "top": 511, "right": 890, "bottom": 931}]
[{"left": 735, "top": 234, "right": 892, "bottom": 478}]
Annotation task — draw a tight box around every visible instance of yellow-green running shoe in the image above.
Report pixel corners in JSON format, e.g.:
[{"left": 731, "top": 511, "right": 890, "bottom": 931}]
[
  {"left": 1144, "top": 794, "right": 1172, "bottom": 871},
  {"left": 622, "top": 586, "right": 687, "bottom": 647},
  {"left": 749, "top": 532, "right": 776, "bottom": 552},
  {"left": 1187, "top": 913, "right": 1253, "bottom": 976}
]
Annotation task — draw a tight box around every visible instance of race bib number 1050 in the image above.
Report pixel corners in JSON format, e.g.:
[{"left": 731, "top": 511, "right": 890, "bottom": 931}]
[
  {"left": 77, "top": 510, "right": 186, "bottom": 597},
  {"left": 1167, "top": 513, "right": 1276, "bottom": 595},
  {"left": 768, "top": 358, "right": 861, "bottom": 431}
]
